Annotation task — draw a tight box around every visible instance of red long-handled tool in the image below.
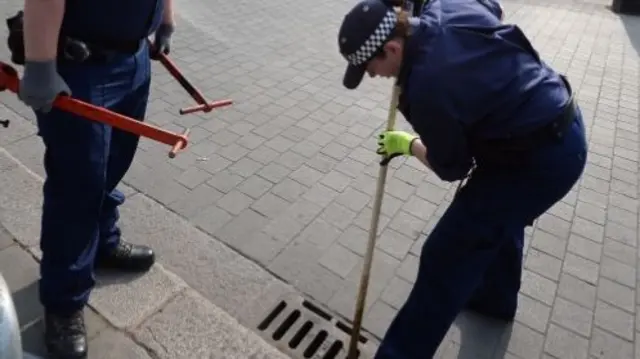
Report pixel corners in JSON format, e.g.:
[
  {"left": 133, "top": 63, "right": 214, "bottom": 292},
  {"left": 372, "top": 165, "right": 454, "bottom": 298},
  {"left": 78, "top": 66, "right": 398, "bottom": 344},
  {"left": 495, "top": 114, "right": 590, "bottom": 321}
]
[
  {"left": 0, "top": 61, "right": 190, "bottom": 158},
  {"left": 150, "top": 41, "right": 233, "bottom": 115}
]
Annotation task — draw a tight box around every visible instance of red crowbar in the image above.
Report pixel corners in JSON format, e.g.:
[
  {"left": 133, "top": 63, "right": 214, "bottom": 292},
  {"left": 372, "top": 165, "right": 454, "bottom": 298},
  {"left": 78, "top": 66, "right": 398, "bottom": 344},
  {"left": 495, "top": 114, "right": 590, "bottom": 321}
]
[
  {"left": 0, "top": 61, "right": 189, "bottom": 158},
  {"left": 150, "top": 41, "right": 233, "bottom": 115}
]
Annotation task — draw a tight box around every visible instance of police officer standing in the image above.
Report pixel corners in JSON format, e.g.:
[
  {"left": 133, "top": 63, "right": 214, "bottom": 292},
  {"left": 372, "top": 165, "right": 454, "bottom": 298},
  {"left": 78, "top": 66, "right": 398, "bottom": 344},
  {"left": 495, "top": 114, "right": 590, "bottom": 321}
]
[
  {"left": 337, "top": 0, "right": 587, "bottom": 357},
  {"left": 17, "top": 0, "right": 174, "bottom": 357}
]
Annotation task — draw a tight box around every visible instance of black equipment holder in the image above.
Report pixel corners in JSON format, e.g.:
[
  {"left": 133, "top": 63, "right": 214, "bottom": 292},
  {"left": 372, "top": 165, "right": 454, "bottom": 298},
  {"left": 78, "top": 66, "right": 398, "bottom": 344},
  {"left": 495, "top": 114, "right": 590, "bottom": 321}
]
[
  {"left": 6, "top": 10, "right": 93, "bottom": 65},
  {"left": 5, "top": 9, "right": 146, "bottom": 66}
]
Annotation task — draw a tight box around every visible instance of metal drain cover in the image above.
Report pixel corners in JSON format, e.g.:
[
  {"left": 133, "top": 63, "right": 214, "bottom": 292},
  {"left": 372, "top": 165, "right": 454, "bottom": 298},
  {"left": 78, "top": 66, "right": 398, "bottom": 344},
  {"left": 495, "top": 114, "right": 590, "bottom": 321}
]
[{"left": 256, "top": 293, "right": 378, "bottom": 359}]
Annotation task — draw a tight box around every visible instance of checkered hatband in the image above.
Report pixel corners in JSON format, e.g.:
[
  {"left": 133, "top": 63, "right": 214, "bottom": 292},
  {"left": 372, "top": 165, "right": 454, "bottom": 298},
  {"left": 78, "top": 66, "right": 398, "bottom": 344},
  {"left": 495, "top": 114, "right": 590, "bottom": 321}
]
[{"left": 345, "top": 10, "right": 398, "bottom": 66}]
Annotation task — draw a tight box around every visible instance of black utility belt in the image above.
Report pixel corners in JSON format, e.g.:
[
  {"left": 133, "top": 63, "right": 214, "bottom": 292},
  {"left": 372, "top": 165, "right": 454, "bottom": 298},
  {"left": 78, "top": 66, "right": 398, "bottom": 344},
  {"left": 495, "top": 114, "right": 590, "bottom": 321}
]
[
  {"left": 475, "top": 75, "right": 576, "bottom": 153},
  {"left": 6, "top": 10, "right": 142, "bottom": 65},
  {"left": 58, "top": 37, "right": 142, "bottom": 63}
]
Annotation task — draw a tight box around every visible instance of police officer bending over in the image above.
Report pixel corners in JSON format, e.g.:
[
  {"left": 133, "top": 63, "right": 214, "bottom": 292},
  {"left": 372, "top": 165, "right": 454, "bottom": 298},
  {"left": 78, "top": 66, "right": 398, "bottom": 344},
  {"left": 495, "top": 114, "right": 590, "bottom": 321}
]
[
  {"left": 338, "top": 0, "right": 587, "bottom": 357},
  {"left": 14, "top": 0, "right": 174, "bottom": 357}
]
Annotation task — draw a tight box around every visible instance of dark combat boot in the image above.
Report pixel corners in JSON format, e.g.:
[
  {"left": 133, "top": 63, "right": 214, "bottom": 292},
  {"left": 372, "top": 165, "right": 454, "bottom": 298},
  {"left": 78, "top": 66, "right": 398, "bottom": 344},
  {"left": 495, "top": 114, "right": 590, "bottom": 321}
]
[
  {"left": 95, "top": 240, "right": 155, "bottom": 272},
  {"left": 44, "top": 310, "right": 88, "bottom": 359}
]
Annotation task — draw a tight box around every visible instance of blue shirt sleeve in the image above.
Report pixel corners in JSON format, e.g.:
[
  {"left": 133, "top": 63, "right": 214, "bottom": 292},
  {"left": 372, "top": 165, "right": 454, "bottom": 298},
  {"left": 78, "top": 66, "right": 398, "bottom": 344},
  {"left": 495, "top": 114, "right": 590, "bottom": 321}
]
[
  {"left": 477, "top": 0, "right": 504, "bottom": 20},
  {"left": 406, "top": 89, "right": 475, "bottom": 182}
]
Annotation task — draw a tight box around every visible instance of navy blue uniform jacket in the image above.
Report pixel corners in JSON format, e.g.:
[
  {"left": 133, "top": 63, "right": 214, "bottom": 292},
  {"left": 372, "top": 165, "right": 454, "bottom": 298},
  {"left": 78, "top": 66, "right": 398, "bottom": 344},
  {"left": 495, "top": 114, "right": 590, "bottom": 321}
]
[{"left": 398, "top": 0, "right": 571, "bottom": 182}]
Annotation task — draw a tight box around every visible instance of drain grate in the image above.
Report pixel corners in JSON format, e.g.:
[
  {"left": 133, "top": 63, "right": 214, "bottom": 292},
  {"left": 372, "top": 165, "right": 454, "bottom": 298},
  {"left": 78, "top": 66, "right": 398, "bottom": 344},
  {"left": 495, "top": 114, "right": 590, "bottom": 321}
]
[{"left": 256, "top": 293, "right": 377, "bottom": 359}]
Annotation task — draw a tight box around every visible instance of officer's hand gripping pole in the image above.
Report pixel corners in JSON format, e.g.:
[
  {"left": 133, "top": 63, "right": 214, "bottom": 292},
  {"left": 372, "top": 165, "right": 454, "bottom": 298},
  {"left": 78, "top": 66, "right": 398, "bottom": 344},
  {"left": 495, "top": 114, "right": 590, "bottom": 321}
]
[
  {"left": 149, "top": 40, "right": 233, "bottom": 115},
  {"left": 0, "top": 61, "right": 190, "bottom": 158}
]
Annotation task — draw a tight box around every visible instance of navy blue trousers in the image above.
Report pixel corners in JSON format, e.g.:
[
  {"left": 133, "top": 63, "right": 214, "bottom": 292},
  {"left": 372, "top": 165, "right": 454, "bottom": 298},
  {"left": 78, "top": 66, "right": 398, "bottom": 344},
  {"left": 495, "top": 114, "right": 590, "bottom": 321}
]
[
  {"left": 35, "top": 43, "right": 151, "bottom": 315},
  {"left": 374, "top": 111, "right": 588, "bottom": 358}
]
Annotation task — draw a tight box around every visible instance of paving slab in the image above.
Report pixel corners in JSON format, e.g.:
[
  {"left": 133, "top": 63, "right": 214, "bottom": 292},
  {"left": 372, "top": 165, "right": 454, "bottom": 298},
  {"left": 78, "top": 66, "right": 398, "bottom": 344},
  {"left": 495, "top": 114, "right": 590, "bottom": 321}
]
[
  {"left": 86, "top": 329, "right": 154, "bottom": 359},
  {"left": 0, "top": 231, "right": 110, "bottom": 357},
  {"left": 90, "top": 265, "right": 186, "bottom": 330},
  {"left": 0, "top": 221, "right": 15, "bottom": 250},
  {"left": 0, "top": 0, "right": 637, "bottom": 357},
  {"left": 0, "top": 147, "right": 42, "bottom": 248},
  {"left": 115, "top": 191, "right": 296, "bottom": 324},
  {"left": 0, "top": 245, "right": 44, "bottom": 329},
  {"left": 133, "top": 289, "right": 290, "bottom": 359},
  {"left": 0, "top": 147, "right": 294, "bottom": 358}
]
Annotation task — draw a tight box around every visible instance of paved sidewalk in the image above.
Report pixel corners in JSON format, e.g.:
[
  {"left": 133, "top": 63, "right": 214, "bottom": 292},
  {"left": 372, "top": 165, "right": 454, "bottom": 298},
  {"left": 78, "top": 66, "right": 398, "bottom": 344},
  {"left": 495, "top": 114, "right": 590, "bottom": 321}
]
[
  {"left": 0, "top": 0, "right": 638, "bottom": 358},
  {"left": 0, "top": 222, "right": 118, "bottom": 358},
  {"left": 0, "top": 148, "right": 294, "bottom": 358}
]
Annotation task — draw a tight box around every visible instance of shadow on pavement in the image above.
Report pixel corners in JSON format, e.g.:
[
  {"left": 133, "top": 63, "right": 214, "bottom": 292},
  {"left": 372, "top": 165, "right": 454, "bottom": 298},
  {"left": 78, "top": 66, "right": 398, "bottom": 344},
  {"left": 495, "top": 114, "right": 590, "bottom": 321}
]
[
  {"left": 20, "top": 318, "right": 48, "bottom": 358},
  {"left": 13, "top": 276, "right": 114, "bottom": 357},
  {"left": 454, "top": 311, "right": 513, "bottom": 359},
  {"left": 12, "top": 281, "right": 47, "bottom": 357},
  {"left": 11, "top": 280, "right": 43, "bottom": 331},
  {"left": 607, "top": 6, "right": 640, "bottom": 56},
  {"left": 621, "top": 14, "right": 640, "bottom": 56}
]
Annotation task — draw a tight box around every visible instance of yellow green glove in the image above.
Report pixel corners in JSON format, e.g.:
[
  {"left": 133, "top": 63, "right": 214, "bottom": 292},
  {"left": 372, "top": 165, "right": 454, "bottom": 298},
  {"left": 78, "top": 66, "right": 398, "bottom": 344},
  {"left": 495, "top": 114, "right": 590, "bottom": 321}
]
[{"left": 376, "top": 130, "right": 418, "bottom": 165}]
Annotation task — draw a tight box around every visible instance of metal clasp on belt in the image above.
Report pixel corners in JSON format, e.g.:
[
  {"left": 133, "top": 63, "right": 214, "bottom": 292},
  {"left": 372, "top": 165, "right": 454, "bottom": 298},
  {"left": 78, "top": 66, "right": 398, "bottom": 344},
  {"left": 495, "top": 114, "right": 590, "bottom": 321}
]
[{"left": 61, "top": 38, "right": 91, "bottom": 62}]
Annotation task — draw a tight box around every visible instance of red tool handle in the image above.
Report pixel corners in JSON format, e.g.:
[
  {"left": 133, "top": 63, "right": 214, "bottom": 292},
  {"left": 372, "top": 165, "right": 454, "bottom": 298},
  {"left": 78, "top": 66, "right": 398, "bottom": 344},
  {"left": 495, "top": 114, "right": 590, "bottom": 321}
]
[
  {"left": 179, "top": 99, "right": 233, "bottom": 115},
  {"left": 151, "top": 43, "right": 233, "bottom": 115},
  {"left": 0, "top": 62, "right": 189, "bottom": 158}
]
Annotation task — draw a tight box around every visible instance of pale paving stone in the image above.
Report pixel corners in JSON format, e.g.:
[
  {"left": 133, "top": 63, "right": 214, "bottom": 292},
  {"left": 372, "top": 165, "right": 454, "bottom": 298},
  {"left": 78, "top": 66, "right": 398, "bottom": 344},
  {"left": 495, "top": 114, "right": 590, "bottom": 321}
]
[
  {"left": 558, "top": 273, "right": 598, "bottom": 310},
  {"left": 90, "top": 265, "right": 186, "bottom": 329},
  {"left": 531, "top": 228, "right": 567, "bottom": 260},
  {"left": 521, "top": 269, "right": 558, "bottom": 306},
  {"left": 380, "top": 276, "right": 412, "bottom": 310},
  {"left": 515, "top": 293, "right": 551, "bottom": 334},
  {"left": 601, "top": 256, "right": 636, "bottom": 288},
  {"left": 563, "top": 253, "right": 600, "bottom": 285},
  {"left": 550, "top": 297, "right": 593, "bottom": 338},
  {"left": 594, "top": 301, "right": 635, "bottom": 341},
  {"left": 544, "top": 324, "right": 589, "bottom": 359},
  {"left": 318, "top": 242, "right": 361, "bottom": 278},
  {"left": 496, "top": 322, "right": 545, "bottom": 359},
  {"left": 434, "top": 340, "right": 495, "bottom": 359},
  {"left": 87, "top": 329, "right": 153, "bottom": 359},
  {"left": 589, "top": 327, "right": 634, "bottom": 359},
  {"left": 597, "top": 277, "right": 636, "bottom": 313},
  {"left": 133, "top": 290, "right": 290, "bottom": 359},
  {"left": 0, "top": 148, "right": 43, "bottom": 248},
  {"left": 568, "top": 233, "right": 603, "bottom": 263},
  {"left": 525, "top": 248, "right": 563, "bottom": 281},
  {"left": 363, "top": 300, "right": 397, "bottom": 339}
]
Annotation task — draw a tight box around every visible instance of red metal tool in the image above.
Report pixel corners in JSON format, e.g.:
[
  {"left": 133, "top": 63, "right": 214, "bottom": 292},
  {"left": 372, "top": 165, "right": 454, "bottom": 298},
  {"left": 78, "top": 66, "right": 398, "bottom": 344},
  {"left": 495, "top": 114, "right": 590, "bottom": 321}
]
[
  {"left": 0, "top": 61, "right": 189, "bottom": 158},
  {"left": 151, "top": 41, "right": 233, "bottom": 115}
]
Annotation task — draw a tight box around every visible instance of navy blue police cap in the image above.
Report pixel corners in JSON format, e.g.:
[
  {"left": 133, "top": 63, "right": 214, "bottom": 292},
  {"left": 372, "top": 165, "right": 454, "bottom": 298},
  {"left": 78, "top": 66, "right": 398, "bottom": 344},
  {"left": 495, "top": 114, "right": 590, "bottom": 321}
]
[{"left": 338, "top": 0, "right": 399, "bottom": 89}]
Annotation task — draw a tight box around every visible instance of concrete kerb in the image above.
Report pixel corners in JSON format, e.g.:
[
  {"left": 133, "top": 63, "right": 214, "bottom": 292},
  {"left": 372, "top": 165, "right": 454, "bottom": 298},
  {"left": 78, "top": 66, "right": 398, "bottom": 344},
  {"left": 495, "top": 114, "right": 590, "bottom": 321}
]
[{"left": 0, "top": 145, "right": 294, "bottom": 359}]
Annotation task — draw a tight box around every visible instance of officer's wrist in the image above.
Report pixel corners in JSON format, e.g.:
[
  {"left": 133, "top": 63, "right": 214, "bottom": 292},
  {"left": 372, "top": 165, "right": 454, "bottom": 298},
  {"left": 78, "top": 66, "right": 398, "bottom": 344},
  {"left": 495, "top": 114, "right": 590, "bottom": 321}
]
[
  {"left": 408, "top": 137, "right": 419, "bottom": 156},
  {"left": 158, "top": 23, "right": 175, "bottom": 35},
  {"left": 23, "top": 60, "right": 57, "bottom": 81}
]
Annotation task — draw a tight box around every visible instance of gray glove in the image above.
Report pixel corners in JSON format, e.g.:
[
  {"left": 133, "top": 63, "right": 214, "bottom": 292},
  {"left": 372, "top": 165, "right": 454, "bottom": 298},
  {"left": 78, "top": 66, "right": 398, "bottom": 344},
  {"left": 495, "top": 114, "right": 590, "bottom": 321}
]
[
  {"left": 19, "top": 60, "right": 71, "bottom": 113},
  {"left": 150, "top": 23, "right": 174, "bottom": 60}
]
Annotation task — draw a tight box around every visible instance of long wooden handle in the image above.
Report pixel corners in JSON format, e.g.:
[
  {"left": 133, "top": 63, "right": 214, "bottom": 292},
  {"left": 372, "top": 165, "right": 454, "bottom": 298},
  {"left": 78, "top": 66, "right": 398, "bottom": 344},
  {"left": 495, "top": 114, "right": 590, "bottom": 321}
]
[{"left": 347, "top": 84, "right": 401, "bottom": 358}]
